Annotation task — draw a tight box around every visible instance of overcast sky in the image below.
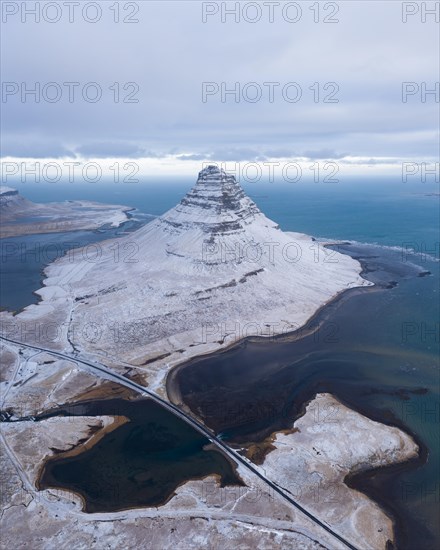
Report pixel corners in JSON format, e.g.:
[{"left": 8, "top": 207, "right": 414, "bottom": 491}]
[{"left": 1, "top": 1, "right": 439, "bottom": 177}]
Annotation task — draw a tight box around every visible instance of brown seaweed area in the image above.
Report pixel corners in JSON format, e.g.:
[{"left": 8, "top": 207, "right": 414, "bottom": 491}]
[
  {"left": 238, "top": 427, "right": 300, "bottom": 465},
  {"left": 165, "top": 283, "right": 380, "bottom": 410},
  {"left": 168, "top": 352, "right": 430, "bottom": 549},
  {"left": 69, "top": 380, "right": 139, "bottom": 403}
]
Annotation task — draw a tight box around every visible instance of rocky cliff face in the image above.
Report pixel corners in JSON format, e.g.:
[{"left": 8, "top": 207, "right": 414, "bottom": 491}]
[
  {"left": 161, "top": 165, "right": 266, "bottom": 234},
  {"left": 133, "top": 165, "right": 280, "bottom": 267}
]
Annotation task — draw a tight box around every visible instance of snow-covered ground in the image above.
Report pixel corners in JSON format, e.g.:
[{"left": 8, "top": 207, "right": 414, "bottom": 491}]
[
  {"left": 259, "top": 393, "right": 419, "bottom": 550},
  {"left": 0, "top": 341, "right": 418, "bottom": 550},
  {"left": 3, "top": 166, "right": 371, "bottom": 393},
  {"left": 0, "top": 316, "right": 418, "bottom": 550}
]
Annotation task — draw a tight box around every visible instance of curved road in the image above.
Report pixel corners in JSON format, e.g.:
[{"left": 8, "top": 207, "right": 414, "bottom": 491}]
[{"left": 0, "top": 335, "right": 358, "bottom": 550}]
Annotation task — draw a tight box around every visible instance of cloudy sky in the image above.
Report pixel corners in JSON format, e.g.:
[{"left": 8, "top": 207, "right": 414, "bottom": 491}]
[{"left": 1, "top": 0, "right": 439, "bottom": 177}]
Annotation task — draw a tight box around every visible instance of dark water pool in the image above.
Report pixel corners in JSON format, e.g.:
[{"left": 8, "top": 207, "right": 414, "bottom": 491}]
[{"left": 37, "top": 398, "right": 243, "bottom": 513}]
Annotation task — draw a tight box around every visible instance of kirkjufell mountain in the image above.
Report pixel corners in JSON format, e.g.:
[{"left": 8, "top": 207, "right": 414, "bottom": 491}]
[
  {"left": 147, "top": 164, "right": 279, "bottom": 267},
  {"left": 33, "top": 166, "right": 369, "bottom": 385}
]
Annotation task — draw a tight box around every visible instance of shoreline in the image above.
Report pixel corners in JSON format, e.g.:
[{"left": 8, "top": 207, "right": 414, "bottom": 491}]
[
  {"left": 164, "top": 246, "right": 430, "bottom": 548},
  {"left": 165, "top": 241, "right": 429, "bottom": 426},
  {"left": 3, "top": 233, "right": 432, "bottom": 542},
  {"left": 165, "top": 264, "right": 381, "bottom": 407},
  {"left": 36, "top": 415, "right": 126, "bottom": 514},
  {"left": 0, "top": 201, "right": 136, "bottom": 239},
  {"left": 33, "top": 389, "right": 426, "bottom": 545},
  {"left": 0, "top": 213, "right": 144, "bottom": 316},
  {"left": 35, "top": 398, "right": 246, "bottom": 514},
  {"left": 345, "top": 442, "right": 429, "bottom": 550}
]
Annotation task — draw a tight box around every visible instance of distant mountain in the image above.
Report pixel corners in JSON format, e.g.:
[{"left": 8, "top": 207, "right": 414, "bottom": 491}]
[
  {"left": 0, "top": 187, "right": 34, "bottom": 217},
  {"left": 0, "top": 187, "right": 131, "bottom": 238}
]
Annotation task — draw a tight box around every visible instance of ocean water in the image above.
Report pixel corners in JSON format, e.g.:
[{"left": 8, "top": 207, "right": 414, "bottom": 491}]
[
  {"left": 13, "top": 176, "right": 439, "bottom": 249},
  {"left": 2, "top": 176, "right": 439, "bottom": 547}
]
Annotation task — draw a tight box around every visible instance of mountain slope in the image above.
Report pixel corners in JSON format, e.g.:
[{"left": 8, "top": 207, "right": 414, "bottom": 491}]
[{"left": 35, "top": 166, "right": 370, "bottom": 386}]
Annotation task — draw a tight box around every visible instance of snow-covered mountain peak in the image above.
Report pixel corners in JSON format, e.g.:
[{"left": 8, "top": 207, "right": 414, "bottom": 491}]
[
  {"left": 196, "top": 164, "right": 236, "bottom": 184},
  {"left": 157, "top": 165, "right": 269, "bottom": 234}
]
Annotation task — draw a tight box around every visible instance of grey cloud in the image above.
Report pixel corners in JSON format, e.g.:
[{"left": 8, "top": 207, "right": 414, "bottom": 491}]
[
  {"left": 1, "top": 139, "right": 75, "bottom": 159},
  {"left": 176, "top": 153, "right": 210, "bottom": 161},
  {"left": 341, "top": 158, "right": 401, "bottom": 165},
  {"left": 1, "top": 1, "right": 437, "bottom": 163},
  {"left": 75, "top": 142, "right": 147, "bottom": 158},
  {"left": 178, "top": 149, "right": 267, "bottom": 162},
  {"left": 302, "top": 149, "right": 349, "bottom": 160},
  {"left": 209, "top": 149, "right": 267, "bottom": 162},
  {"left": 263, "top": 149, "right": 297, "bottom": 159}
]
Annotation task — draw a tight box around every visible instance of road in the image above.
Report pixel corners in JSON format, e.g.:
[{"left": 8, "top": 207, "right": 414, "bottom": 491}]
[{"left": 0, "top": 335, "right": 358, "bottom": 550}]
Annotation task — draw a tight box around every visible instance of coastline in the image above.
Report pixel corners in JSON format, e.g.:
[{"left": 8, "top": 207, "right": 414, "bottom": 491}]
[
  {"left": 167, "top": 357, "right": 426, "bottom": 548},
  {"left": 34, "top": 415, "right": 135, "bottom": 515},
  {"left": 0, "top": 200, "right": 135, "bottom": 239},
  {"left": 1, "top": 214, "right": 434, "bottom": 545},
  {"left": 34, "top": 397, "right": 246, "bottom": 514},
  {"left": 165, "top": 239, "right": 430, "bottom": 413},
  {"left": 165, "top": 245, "right": 382, "bottom": 407},
  {"left": 16, "top": 217, "right": 370, "bottom": 377},
  {"left": 37, "top": 415, "right": 130, "bottom": 462},
  {"left": 345, "top": 443, "right": 430, "bottom": 550},
  {"left": 258, "top": 392, "right": 421, "bottom": 550},
  {"left": 163, "top": 244, "right": 429, "bottom": 549},
  {"left": 0, "top": 213, "right": 143, "bottom": 315},
  {"left": 35, "top": 413, "right": 242, "bottom": 514}
]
